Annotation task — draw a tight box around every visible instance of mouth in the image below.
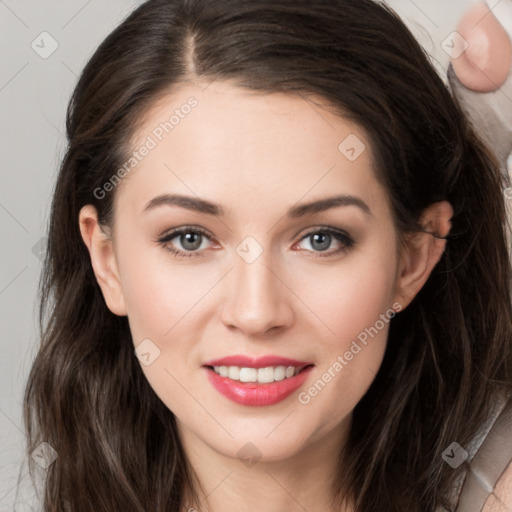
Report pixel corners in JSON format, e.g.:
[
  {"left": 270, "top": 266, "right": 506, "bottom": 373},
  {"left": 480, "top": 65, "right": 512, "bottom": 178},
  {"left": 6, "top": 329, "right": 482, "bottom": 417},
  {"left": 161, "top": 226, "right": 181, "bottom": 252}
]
[
  {"left": 202, "top": 359, "right": 315, "bottom": 406},
  {"left": 204, "top": 363, "right": 314, "bottom": 384}
]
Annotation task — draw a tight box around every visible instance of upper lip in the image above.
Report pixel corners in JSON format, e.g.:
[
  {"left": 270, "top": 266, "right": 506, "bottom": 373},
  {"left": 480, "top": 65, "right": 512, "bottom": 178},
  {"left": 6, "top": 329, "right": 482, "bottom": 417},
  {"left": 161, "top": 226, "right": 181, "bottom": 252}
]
[{"left": 202, "top": 355, "right": 314, "bottom": 369}]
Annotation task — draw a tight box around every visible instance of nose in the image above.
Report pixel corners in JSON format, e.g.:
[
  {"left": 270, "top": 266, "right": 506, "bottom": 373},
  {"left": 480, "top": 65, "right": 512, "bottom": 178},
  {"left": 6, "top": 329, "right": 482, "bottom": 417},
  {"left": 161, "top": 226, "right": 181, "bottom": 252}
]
[{"left": 220, "top": 248, "right": 295, "bottom": 337}]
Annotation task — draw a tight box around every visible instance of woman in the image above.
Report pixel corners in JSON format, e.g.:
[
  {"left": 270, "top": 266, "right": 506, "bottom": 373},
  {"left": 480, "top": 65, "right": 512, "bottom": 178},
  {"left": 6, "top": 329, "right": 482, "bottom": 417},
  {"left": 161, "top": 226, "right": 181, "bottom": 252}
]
[{"left": 19, "top": 0, "right": 512, "bottom": 510}]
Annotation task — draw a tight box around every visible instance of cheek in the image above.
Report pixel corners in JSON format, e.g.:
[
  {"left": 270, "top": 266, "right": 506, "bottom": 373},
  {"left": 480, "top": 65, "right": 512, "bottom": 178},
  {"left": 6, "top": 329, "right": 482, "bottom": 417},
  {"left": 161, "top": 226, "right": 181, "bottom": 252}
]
[
  {"left": 294, "top": 240, "right": 397, "bottom": 348},
  {"left": 119, "top": 244, "right": 214, "bottom": 342},
  {"left": 118, "top": 249, "right": 211, "bottom": 409},
  {"left": 293, "top": 243, "right": 397, "bottom": 418},
  {"left": 117, "top": 245, "right": 219, "bottom": 403}
]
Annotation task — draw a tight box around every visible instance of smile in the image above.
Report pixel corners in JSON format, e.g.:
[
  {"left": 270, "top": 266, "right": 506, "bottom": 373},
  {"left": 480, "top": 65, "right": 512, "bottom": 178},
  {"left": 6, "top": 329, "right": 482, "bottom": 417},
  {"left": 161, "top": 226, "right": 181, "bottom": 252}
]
[
  {"left": 210, "top": 364, "right": 305, "bottom": 383},
  {"left": 203, "top": 358, "right": 314, "bottom": 406}
]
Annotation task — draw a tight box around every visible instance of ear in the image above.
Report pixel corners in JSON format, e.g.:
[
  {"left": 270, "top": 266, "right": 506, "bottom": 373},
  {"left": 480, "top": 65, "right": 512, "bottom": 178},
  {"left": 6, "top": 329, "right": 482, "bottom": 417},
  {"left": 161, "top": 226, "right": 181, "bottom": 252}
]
[
  {"left": 392, "top": 201, "right": 453, "bottom": 311},
  {"left": 78, "top": 205, "right": 127, "bottom": 316}
]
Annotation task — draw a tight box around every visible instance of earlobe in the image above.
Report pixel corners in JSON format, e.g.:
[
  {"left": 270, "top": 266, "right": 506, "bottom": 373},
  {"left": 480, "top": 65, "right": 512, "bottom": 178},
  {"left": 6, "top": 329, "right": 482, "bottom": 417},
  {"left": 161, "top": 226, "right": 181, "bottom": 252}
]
[
  {"left": 78, "top": 205, "right": 127, "bottom": 316},
  {"left": 393, "top": 201, "right": 453, "bottom": 310}
]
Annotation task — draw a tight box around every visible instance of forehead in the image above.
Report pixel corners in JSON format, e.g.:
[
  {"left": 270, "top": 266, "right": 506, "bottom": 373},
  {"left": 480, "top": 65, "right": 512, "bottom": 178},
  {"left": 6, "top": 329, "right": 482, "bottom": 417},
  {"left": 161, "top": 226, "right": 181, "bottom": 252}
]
[
  {"left": 132, "top": 80, "right": 368, "bottom": 164},
  {"left": 115, "top": 80, "right": 387, "bottom": 219}
]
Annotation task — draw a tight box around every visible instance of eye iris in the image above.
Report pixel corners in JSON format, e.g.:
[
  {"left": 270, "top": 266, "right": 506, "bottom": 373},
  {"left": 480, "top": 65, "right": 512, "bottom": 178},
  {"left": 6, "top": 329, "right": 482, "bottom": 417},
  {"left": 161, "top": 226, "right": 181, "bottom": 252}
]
[
  {"left": 181, "top": 232, "right": 202, "bottom": 251},
  {"left": 311, "top": 233, "right": 331, "bottom": 251}
]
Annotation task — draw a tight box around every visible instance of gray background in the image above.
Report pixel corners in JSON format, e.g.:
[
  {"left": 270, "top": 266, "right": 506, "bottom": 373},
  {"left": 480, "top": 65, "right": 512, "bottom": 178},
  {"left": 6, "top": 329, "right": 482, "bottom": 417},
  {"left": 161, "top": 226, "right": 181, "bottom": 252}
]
[{"left": 0, "top": 0, "right": 482, "bottom": 509}]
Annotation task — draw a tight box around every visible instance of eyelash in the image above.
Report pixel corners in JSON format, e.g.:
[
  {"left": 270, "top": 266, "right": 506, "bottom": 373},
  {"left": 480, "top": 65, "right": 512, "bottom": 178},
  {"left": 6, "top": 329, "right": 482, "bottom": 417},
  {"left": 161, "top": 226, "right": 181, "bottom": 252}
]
[{"left": 156, "top": 226, "right": 355, "bottom": 259}]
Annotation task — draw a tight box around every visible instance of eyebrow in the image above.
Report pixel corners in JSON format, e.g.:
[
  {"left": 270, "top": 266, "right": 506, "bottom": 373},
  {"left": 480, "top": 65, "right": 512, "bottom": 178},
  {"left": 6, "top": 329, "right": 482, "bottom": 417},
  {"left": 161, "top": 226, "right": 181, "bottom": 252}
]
[{"left": 142, "top": 193, "right": 371, "bottom": 218}]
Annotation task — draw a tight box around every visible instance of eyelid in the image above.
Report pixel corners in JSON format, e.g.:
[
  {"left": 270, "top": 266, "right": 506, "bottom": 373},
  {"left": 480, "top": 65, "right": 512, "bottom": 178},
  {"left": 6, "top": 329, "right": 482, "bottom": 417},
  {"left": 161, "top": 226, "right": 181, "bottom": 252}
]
[
  {"left": 157, "top": 225, "right": 213, "bottom": 242},
  {"left": 294, "top": 224, "right": 352, "bottom": 241}
]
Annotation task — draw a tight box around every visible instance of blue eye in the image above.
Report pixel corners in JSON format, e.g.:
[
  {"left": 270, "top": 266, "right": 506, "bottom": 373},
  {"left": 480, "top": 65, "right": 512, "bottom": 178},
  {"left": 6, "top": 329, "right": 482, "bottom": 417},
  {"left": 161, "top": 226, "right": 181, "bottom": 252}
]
[
  {"left": 294, "top": 228, "right": 354, "bottom": 257},
  {"left": 156, "top": 226, "right": 354, "bottom": 259},
  {"left": 157, "top": 227, "right": 214, "bottom": 258}
]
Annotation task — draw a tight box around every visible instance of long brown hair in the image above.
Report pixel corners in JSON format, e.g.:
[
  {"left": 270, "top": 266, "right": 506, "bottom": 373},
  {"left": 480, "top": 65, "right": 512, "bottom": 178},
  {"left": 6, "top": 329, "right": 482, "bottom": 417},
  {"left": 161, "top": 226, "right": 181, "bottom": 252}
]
[{"left": 22, "top": 0, "right": 512, "bottom": 510}]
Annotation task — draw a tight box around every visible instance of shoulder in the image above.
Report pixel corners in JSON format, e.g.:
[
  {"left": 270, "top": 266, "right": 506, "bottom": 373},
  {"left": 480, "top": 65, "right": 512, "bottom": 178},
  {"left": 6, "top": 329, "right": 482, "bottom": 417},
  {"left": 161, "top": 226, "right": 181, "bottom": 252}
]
[{"left": 456, "top": 394, "right": 512, "bottom": 512}]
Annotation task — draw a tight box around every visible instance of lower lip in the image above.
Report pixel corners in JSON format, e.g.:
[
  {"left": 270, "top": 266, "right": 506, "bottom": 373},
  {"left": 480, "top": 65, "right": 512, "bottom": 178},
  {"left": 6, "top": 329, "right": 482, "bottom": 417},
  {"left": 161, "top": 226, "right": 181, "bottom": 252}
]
[{"left": 204, "top": 366, "right": 314, "bottom": 406}]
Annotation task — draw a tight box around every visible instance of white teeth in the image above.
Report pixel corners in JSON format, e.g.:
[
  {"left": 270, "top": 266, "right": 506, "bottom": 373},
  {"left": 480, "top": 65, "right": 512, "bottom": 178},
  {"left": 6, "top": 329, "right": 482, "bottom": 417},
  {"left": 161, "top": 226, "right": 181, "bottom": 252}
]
[
  {"left": 274, "top": 366, "right": 286, "bottom": 381},
  {"left": 212, "top": 365, "right": 302, "bottom": 383},
  {"left": 228, "top": 366, "right": 240, "bottom": 380},
  {"left": 257, "top": 367, "right": 274, "bottom": 383},
  {"left": 239, "top": 367, "right": 257, "bottom": 382},
  {"left": 285, "top": 366, "right": 295, "bottom": 378}
]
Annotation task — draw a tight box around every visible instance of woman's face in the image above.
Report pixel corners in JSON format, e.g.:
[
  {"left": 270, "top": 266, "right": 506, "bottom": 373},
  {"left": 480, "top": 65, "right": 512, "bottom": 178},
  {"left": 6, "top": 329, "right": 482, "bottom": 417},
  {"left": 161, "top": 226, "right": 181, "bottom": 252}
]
[{"left": 102, "top": 81, "right": 403, "bottom": 462}]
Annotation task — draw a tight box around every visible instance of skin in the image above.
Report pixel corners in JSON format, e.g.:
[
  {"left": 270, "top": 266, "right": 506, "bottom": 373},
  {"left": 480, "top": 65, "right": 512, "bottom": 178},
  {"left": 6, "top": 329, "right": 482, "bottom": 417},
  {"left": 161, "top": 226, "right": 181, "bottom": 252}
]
[
  {"left": 483, "top": 462, "right": 512, "bottom": 511},
  {"left": 452, "top": 2, "right": 512, "bottom": 92},
  {"left": 79, "top": 80, "right": 452, "bottom": 512}
]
